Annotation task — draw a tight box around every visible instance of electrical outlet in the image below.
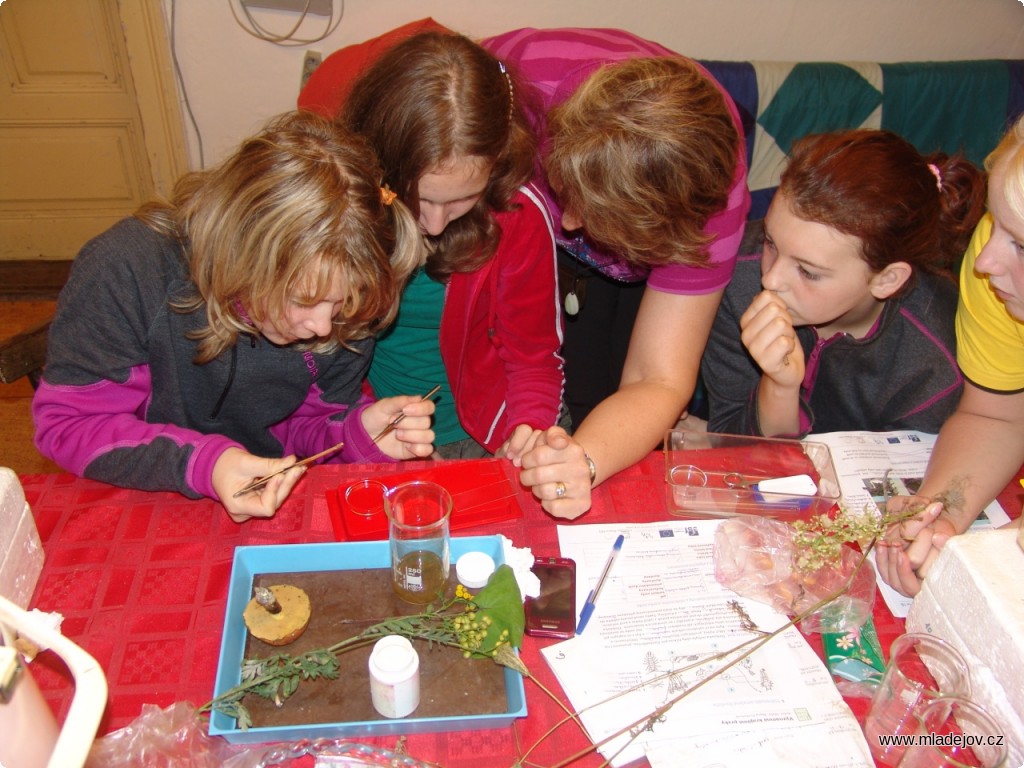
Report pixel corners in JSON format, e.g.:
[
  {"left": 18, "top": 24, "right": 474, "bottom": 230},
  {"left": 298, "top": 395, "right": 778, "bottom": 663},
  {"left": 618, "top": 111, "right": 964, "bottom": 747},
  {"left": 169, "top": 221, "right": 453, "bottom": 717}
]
[{"left": 301, "top": 50, "right": 322, "bottom": 91}]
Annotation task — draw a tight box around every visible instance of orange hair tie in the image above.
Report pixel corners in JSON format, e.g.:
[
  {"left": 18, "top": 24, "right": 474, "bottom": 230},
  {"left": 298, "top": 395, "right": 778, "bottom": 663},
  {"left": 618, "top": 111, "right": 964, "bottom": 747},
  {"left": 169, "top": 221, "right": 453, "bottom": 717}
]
[{"left": 380, "top": 185, "right": 398, "bottom": 206}]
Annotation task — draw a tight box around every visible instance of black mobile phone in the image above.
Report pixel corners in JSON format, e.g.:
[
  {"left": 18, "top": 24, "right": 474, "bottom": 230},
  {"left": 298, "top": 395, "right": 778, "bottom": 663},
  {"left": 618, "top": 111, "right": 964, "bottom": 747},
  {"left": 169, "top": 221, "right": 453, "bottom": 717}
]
[{"left": 524, "top": 557, "right": 576, "bottom": 639}]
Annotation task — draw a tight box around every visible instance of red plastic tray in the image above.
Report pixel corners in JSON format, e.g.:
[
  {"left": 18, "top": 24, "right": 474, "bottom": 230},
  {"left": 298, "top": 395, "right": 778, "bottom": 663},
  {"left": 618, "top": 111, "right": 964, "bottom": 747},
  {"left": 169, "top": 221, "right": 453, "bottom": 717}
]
[{"left": 326, "top": 458, "right": 524, "bottom": 541}]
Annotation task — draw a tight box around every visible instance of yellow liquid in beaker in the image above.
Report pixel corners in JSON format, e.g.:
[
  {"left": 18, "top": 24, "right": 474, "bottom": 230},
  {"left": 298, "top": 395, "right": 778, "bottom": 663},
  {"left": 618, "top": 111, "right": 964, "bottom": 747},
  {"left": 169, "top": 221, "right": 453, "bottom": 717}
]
[{"left": 392, "top": 550, "right": 447, "bottom": 604}]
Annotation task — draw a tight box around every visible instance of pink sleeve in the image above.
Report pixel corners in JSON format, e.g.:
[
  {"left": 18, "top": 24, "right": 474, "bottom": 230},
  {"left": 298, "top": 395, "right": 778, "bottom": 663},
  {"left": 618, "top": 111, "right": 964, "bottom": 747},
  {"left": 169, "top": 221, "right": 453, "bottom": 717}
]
[
  {"left": 32, "top": 365, "right": 239, "bottom": 499},
  {"left": 485, "top": 28, "right": 751, "bottom": 295},
  {"left": 268, "top": 389, "right": 392, "bottom": 465}
]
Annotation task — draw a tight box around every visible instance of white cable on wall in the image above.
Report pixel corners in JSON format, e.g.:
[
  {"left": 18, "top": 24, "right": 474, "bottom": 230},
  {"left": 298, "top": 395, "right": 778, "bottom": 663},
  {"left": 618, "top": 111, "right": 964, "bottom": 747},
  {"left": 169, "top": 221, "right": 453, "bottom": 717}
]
[
  {"left": 228, "top": 0, "right": 345, "bottom": 46},
  {"left": 171, "top": 0, "right": 205, "bottom": 168}
]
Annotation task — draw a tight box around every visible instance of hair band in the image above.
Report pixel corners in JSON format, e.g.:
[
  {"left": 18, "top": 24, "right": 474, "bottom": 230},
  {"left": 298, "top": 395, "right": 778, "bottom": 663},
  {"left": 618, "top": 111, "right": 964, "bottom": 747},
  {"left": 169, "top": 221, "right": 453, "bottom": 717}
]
[
  {"left": 927, "top": 163, "right": 943, "bottom": 192},
  {"left": 379, "top": 185, "right": 397, "bottom": 206},
  {"left": 498, "top": 61, "right": 514, "bottom": 122}
]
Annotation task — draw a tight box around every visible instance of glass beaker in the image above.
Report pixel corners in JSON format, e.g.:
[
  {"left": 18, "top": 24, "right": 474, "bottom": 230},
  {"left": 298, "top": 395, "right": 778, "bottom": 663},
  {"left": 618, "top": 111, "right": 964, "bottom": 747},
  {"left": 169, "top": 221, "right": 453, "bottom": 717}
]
[
  {"left": 864, "top": 633, "right": 971, "bottom": 766},
  {"left": 385, "top": 481, "right": 452, "bottom": 604}
]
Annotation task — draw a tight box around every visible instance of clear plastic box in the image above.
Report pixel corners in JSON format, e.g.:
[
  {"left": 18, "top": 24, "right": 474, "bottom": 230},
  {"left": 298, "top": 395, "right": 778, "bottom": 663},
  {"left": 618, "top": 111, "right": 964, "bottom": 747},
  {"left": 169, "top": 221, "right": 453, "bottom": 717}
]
[{"left": 663, "top": 429, "right": 841, "bottom": 520}]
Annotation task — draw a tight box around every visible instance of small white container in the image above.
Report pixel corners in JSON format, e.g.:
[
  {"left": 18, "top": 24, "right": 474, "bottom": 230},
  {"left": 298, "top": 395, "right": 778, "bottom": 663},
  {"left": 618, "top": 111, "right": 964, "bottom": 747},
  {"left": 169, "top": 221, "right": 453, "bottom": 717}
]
[
  {"left": 456, "top": 551, "right": 496, "bottom": 589},
  {"left": 368, "top": 635, "right": 419, "bottom": 719}
]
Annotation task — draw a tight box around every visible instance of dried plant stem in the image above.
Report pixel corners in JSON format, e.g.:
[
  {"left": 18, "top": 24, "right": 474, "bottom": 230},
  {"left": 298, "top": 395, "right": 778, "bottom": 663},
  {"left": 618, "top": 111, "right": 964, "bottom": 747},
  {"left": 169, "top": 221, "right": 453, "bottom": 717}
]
[{"left": 518, "top": 543, "right": 877, "bottom": 768}]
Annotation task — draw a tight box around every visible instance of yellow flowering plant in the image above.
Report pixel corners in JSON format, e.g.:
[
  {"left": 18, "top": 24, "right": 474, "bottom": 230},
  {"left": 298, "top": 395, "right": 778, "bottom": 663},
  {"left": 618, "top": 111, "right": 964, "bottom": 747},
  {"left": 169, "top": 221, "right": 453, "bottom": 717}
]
[{"left": 199, "top": 564, "right": 525, "bottom": 730}]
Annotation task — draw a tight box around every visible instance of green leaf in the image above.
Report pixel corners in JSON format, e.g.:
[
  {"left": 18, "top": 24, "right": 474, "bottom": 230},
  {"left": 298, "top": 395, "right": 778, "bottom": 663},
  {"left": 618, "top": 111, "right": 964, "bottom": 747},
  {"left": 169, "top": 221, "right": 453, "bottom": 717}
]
[
  {"left": 283, "top": 675, "right": 299, "bottom": 698},
  {"left": 471, "top": 564, "right": 525, "bottom": 648}
]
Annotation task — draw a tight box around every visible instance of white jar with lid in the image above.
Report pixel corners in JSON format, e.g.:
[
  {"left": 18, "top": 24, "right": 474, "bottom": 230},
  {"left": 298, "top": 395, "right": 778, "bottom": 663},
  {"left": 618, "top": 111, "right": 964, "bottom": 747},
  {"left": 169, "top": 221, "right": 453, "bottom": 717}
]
[
  {"left": 368, "top": 635, "right": 420, "bottom": 718},
  {"left": 456, "top": 551, "right": 496, "bottom": 589}
]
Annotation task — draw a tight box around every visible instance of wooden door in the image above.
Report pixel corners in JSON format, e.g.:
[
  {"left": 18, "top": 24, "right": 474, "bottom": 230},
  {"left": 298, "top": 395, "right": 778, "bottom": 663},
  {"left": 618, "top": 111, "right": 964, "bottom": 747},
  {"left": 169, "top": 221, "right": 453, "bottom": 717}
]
[{"left": 0, "top": 0, "right": 187, "bottom": 261}]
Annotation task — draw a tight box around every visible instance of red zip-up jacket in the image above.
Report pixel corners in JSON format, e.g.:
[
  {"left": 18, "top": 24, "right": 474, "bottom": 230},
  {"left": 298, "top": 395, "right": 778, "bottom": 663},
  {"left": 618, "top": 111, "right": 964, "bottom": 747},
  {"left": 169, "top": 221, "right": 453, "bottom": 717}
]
[
  {"left": 300, "top": 22, "right": 565, "bottom": 452},
  {"left": 440, "top": 184, "right": 565, "bottom": 452}
]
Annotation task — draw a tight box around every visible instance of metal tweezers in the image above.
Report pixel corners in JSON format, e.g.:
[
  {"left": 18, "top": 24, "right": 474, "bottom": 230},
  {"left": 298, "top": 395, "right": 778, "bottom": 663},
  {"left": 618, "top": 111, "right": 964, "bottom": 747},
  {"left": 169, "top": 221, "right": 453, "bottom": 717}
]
[
  {"left": 370, "top": 384, "right": 441, "bottom": 443},
  {"left": 232, "top": 439, "right": 346, "bottom": 498},
  {"left": 232, "top": 384, "right": 439, "bottom": 498}
]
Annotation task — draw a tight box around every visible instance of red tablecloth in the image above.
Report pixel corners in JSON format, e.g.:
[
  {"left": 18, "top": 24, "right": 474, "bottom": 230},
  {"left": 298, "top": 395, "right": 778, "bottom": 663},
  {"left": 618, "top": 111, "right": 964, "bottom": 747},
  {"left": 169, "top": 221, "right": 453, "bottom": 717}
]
[{"left": 21, "top": 453, "right": 1023, "bottom": 767}]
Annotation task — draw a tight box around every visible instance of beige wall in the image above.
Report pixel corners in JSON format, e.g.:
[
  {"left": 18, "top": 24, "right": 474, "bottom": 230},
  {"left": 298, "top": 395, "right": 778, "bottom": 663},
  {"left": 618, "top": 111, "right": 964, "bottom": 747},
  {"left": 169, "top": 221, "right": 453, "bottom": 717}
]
[{"left": 167, "top": 0, "right": 1024, "bottom": 168}]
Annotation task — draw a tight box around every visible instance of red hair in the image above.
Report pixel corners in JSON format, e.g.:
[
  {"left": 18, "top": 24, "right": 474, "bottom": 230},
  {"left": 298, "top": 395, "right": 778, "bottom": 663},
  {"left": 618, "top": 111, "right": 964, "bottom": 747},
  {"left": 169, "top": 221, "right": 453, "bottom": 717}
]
[{"left": 780, "top": 130, "right": 986, "bottom": 288}]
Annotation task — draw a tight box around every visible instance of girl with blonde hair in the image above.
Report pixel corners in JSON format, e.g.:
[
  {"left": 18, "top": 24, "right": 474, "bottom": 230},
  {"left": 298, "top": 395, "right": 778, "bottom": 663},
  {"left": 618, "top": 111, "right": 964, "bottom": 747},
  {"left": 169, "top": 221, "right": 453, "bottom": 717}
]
[
  {"left": 34, "top": 111, "right": 435, "bottom": 523},
  {"left": 878, "top": 115, "right": 1024, "bottom": 596}
]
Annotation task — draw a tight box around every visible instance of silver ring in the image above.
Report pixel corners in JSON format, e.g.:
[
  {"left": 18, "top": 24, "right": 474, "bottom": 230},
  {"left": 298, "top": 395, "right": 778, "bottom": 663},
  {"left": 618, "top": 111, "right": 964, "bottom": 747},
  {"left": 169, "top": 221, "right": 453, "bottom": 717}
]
[{"left": 555, "top": 481, "right": 567, "bottom": 498}]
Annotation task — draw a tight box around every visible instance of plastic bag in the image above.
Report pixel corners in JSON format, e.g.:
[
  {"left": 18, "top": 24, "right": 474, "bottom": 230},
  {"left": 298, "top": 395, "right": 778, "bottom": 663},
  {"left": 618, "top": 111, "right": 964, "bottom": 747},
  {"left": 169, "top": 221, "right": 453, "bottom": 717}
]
[
  {"left": 84, "top": 702, "right": 265, "bottom": 767},
  {"left": 85, "top": 701, "right": 435, "bottom": 767},
  {"left": 713, "top": 516, "right": 875, "bottom": 633}
]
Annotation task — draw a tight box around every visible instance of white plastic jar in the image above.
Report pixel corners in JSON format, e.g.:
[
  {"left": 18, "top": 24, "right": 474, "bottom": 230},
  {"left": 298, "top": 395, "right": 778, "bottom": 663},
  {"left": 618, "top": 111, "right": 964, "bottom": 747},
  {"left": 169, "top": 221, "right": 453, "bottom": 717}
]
[
  {"left": 456, "top": 551, "right": 496, "bottom": 589},
  {"left": 368, "top": 635, "right": 420, "bottom": 718}
]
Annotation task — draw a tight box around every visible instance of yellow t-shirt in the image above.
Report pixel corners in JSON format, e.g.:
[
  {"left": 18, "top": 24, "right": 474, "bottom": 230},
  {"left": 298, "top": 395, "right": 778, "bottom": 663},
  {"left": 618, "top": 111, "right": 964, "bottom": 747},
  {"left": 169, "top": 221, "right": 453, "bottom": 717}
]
[{"left": 956, "top": 213, "right": 1024, "bottom": 392}]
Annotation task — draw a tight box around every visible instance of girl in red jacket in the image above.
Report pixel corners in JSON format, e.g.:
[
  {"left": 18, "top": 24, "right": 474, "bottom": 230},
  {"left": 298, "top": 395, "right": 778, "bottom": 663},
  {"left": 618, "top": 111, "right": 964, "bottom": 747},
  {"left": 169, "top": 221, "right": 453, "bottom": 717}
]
[{"left": 300, "top": 20, "right": 566, "bottom": 459}]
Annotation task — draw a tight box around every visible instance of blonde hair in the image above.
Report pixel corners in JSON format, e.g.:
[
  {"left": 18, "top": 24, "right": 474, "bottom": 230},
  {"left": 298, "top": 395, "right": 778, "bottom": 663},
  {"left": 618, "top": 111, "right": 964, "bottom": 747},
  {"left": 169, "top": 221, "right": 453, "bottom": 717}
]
[
  {"left": 135, "top": 111, "right": 421, "bottom": 362},
  {"left": 545, "top": 57, "right": 739, "bottom": 268},
  {"left": 986, "top": 114, "right": 1024, "bottom": 223}
]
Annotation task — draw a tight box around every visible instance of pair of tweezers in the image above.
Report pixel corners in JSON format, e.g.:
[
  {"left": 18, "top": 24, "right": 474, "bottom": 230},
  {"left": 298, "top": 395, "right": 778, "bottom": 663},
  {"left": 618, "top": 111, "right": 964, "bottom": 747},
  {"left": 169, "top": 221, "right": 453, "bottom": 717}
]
[
  {"left": 232, "top": 439, "right": 346, "bottom": 498},
  {"left": 232, "top": 385, "right": 440, "bottom": 498},
  {"left": 371, "top": 385, "right": 441, "bottom": 443}
]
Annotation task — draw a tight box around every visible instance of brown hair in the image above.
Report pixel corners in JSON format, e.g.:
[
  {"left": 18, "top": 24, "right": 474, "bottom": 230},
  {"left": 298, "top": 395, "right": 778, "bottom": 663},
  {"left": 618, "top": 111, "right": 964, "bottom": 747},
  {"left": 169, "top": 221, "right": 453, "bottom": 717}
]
[
  {"left": 342, "top": 31, "right": 537, "bottom": 279},
  {"left": 135, "top": 110, "right": 422, "bottom": 362},
  {"left": 545, "top": 56, "right": 739, "bottom": 268},
  {"left": 985, "top": 114, "right": 1024, "bottom": 222},
  {"left": 779, "top": 129, "right": 987, "bottom": 291}
]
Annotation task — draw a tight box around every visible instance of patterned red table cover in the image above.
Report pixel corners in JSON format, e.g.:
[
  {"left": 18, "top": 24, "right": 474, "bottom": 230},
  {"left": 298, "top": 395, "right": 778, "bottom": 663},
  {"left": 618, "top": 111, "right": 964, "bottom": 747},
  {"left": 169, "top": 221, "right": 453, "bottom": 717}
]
[{"left": 21, "top": 453, "right": 1024, "bottom": 767}]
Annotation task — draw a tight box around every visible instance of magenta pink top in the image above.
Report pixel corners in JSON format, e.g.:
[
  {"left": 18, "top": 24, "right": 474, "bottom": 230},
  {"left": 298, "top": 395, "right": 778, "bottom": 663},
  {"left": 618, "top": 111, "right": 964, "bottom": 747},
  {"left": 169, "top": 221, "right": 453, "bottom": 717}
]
[{"left": 483, "top": 27, "right": 751, "bottom": 294}]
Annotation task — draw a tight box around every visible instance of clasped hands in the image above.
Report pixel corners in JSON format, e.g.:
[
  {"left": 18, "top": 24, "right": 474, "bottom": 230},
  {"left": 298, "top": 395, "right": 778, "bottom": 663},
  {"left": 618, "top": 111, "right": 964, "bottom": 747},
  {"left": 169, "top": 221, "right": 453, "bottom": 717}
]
[
  {"left": 502, "top": 426, "right": 593, "bottom": 520},
  {"left": 216, "top": 403, "right": 592, "bottom": 523}
]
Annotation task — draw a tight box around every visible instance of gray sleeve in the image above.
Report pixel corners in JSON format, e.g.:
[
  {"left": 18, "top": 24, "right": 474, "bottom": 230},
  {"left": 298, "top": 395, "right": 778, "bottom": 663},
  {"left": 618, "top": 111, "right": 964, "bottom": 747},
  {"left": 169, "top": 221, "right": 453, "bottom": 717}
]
[{"left": 701, "top": 268, "right": 766, "bottom": 436}]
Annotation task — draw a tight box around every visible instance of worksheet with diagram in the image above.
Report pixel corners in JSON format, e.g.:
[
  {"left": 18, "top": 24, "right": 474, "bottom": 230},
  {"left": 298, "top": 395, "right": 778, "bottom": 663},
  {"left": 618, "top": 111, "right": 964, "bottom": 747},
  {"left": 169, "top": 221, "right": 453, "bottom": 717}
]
[{"left": 546, "top": 520, "right": 874, "bottom": 768}]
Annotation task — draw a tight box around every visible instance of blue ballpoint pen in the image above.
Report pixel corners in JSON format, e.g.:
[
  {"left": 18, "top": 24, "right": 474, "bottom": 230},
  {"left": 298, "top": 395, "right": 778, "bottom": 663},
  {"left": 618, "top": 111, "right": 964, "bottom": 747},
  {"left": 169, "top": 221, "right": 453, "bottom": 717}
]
[{"left": 576, "top": 533, "right": 624, "bottom": 634}]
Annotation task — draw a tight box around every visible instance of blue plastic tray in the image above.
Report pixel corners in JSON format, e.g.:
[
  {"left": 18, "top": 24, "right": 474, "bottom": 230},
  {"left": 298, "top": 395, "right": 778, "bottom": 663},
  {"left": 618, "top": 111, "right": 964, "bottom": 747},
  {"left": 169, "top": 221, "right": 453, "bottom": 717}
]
[{"left": 210, "top": 535, "right": 527, "bottom": 744}]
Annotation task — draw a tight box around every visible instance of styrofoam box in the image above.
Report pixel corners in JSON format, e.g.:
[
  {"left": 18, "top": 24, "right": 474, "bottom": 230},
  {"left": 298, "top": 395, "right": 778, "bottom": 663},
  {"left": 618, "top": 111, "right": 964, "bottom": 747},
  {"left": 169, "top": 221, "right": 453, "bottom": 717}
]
[
  {"left": 0, "top": 468, "right": 44, "bottom": 608},
  {"left": 906, "top": 528, "right": 1024, "bottom": 766},
  {"left": 210, "top": 535, "right": 527, "bottom": 744},
  {"left": 0, "top": 468, "right": 28, "bottom": 545}
]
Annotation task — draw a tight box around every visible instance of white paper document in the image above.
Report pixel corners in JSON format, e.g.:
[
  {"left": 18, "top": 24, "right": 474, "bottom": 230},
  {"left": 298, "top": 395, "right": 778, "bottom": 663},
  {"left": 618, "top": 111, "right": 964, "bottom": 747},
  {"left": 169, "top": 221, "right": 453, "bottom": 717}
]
[
  {"left": 549, "top": 520, "right": 874, "bottom": 768},
  {"left": 810, "top": 430, "right": 1011, "bottom": 617}
]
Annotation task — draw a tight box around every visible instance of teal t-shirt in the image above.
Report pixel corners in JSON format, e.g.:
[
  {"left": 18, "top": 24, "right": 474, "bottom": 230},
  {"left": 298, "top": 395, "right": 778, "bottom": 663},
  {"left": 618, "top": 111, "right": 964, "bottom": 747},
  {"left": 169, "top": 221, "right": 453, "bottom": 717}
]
[{"left": 368, "top": 269, "right": 468, "bottom": 445}]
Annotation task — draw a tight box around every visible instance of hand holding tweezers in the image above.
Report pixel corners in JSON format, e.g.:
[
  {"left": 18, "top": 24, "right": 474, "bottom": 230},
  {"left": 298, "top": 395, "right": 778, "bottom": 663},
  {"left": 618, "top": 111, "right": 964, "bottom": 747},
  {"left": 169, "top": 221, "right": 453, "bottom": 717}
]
[
  {"left": 370, "top": 385, "right": 441, "bottom": 443},
  {"left": 232, "top": 439, "right": 345, "bottom": 498}
]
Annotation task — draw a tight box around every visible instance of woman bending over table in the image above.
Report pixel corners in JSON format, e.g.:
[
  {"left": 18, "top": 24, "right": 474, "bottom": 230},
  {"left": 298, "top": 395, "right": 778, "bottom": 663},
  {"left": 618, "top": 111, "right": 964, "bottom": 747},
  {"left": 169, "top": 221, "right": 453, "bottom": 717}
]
[
  {"left": 482, "top": 27, "right": 751, "bottom": 518},
  {"left": 33, "top": 111, "right": 435, "bottom": 523}
]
